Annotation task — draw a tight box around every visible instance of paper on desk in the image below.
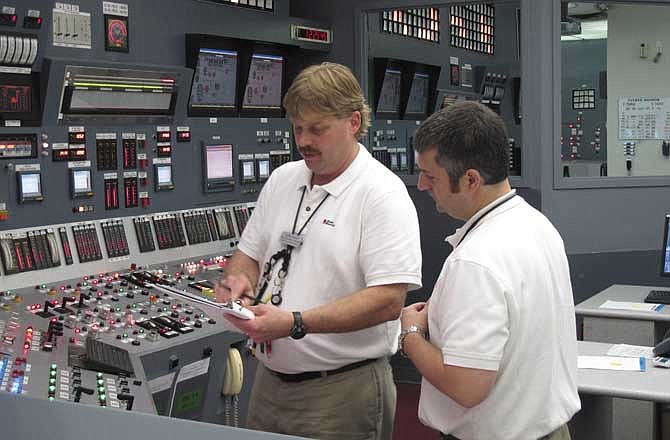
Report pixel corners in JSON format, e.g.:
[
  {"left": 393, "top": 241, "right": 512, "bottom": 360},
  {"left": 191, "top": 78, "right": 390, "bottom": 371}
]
[
  {"left": 606, "top": 344, "right": 654, "bottom": 358},
  {"left": 599, "top": 300, "right": 664, "bottom": 312},
  {"left": 578, "top": 355, "right": 646, "bottom": 371}
]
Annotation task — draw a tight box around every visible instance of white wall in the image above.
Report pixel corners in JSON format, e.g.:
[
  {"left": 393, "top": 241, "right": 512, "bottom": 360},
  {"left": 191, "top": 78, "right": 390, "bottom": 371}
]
[{"left": 607, "top": 4, "right": 670, "bottom": 176}]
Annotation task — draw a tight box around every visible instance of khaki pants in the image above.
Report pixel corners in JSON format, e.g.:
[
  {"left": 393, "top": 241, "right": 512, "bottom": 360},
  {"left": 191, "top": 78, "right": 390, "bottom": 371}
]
[
  {"left": 246, "top": 358, "right": 396, "bottom": 440},
  {"left": 442, "top": 423, "right": 571, "bottom": 440}
]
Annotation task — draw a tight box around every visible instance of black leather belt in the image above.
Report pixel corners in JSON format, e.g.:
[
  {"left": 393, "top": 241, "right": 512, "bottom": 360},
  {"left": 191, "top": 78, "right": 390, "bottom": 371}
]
[{"left": 268, "top": 358, "right": 378, "bottom": 383}]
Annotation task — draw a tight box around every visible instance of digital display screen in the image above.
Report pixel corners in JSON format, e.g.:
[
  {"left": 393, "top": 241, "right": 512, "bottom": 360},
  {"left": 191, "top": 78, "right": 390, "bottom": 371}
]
[
  {"left": 243, "top": 54, "right": 283, "bottom": 109},
  {"left": 377, "top": 69, "right": 401, "bottom": 113},
  {"left": 20, "top": 173, "right": 41, "bottom": 196},
  {"left": 206, "top": 144, "right": 233, "bottom": 179},
  {"left": 189, "top": 49, "right": 238, "bottom": 108},
  {"left": 157, "top": 165, "right": 172, "bottom": 185},
  {"left": 258, "top": 159, "right": 270, "bottom": 178},
  {"left": 0, "top": 85, "right": 31, "bottom": 113},
  {"left": 405, "top": 73, "right": 430, "bottom": 115},
  {"left": 663, "top": 216, "right": 670, "bottom": 276},
  {"left": 242, "top": 161, "right": 255, "bottom": 178},
  {"left": 72, "top": 169, "right": 92, "bottom": 193}
]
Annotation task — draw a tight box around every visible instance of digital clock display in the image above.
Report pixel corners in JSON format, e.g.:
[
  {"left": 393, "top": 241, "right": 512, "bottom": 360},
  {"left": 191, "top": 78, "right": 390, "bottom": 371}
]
[{"left": 292, "top": 25, "right": 331, "bottom": 44}]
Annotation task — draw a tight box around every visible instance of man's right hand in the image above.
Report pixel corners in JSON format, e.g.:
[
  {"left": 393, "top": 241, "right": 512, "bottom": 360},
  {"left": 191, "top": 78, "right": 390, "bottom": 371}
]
[{"left": 215, "top": 273, "right": 255, "bottom": 306}]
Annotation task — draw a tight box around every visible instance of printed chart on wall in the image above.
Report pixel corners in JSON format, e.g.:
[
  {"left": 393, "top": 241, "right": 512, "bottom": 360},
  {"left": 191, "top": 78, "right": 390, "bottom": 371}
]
[{"left": 618, "top": 97, "right": 670, "bottom": 140}]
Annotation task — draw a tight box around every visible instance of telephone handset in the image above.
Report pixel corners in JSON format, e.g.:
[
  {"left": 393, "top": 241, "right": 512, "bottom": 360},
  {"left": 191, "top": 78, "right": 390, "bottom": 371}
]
[
  {"left": 0, "top": 236, "right": 18, "bottom": 274},
  {"left": 654, "top": 338, "right": 670, "bottom": 357},
  {"left": 45, "top": 230, "right": 61, "bottom": 267}
]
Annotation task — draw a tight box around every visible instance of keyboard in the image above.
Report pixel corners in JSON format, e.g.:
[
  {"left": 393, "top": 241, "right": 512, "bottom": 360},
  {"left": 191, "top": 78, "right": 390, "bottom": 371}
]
[{"left": 645, "top": 290, "right": 670, "bottom": 304}]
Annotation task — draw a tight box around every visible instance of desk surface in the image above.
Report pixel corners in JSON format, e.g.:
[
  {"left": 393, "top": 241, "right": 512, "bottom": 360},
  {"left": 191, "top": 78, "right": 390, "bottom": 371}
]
[
  {"left": 578, "top": 340, "right": 670, "bottom": 402},
  {"left": 575, "top": 284, "right": 670, "bottom": 321}
]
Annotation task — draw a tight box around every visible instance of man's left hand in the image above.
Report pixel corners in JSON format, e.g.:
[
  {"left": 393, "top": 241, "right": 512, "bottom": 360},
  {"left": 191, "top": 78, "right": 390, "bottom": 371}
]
[
  {"left": 223, "top": 303, "right": 294, "bottom": 342},
  {"left": 401, "top": 301, "right": 428, "bottom": 332}
]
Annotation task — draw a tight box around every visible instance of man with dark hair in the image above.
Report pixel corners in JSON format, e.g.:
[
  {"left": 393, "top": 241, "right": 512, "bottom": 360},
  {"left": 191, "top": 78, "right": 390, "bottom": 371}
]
[
  {"left": 216, "top": 62, "right": 422, "bottom": 439},
  {"left": 400, "top": 101, "right": 580, "bottom": 440}
]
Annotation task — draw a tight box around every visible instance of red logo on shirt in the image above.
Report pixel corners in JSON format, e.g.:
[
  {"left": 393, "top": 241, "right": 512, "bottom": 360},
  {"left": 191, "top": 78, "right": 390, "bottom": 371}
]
[{"left": 322, "top": 219, "right": 335, "bottom": 227}]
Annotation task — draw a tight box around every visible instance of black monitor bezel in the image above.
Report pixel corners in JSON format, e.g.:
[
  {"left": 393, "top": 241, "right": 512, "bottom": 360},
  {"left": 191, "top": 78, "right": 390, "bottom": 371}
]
[
  {"left": 70, "top": 168, "right": 93, "bottom": 199},
  {"left": 0, "top": 72, "right": 43, "bottom": 127},
  {"left": 661, "top": 214, "right": 670, "bottom": 277},
  {"left": 154, "top": 164, "right": 174, "bottom": 191},
  {"left": 17, "top": 170, "right": 44, "bottom": 203},
  {"left": 202, "top": 143, "right": 235, "bottom": 193}
]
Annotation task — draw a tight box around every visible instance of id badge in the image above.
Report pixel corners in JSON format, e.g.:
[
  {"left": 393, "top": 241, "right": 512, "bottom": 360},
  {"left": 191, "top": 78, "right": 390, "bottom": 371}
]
[{"left": 280, "top": 231, "right": 304, "bottom": 249}]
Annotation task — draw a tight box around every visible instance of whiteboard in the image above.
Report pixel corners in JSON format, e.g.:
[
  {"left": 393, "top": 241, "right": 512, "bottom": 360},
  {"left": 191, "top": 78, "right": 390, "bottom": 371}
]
[{"left": 618, "top": 97, "right": 670, "bottom": 140}]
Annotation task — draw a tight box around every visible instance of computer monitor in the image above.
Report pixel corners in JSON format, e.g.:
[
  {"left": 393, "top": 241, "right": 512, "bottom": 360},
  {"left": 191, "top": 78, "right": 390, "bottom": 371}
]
[
  {"left": 661, "top": 215, "right": 670, "bottom": 277},
  {"left": 203, "top": 144, "right": 235, "bottom": 192},
  {"left": 189, "top": 48, "right": 238, "bottom": 113},
  {"left": 376, "top": 68, "right": 402, "bottom": 115},
  {"left": 242, "top": 53, "right": 283, "bottom": 110},
  {"left": 404, "top": 72, "right": 430, "bottom": 117},
  {"left": 17, "top": 171, "right": 43, "bottom": 203}
]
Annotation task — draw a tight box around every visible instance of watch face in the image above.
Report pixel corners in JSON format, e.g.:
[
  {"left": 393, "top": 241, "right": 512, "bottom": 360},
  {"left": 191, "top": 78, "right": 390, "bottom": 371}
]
[{"left": 290, "top": 312, "right": 306, "bottom": 339}]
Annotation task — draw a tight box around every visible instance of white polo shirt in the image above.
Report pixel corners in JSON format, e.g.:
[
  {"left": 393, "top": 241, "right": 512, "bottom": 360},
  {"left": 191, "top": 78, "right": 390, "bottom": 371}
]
[
  {"left": 238, "top": 144, "right": 422, "bottom": 373},
  {"left": 418, "top": 192, "right": 580, "bottom": 440}
]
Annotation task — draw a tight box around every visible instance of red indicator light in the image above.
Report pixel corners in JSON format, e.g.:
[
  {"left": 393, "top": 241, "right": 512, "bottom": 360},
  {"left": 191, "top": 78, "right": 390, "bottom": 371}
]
[
  {"left": 159, "top": 132, "right": 170, "bottom": 140},
  {"left": 75, "top": 133, "right": 85, "bottom": 140},
  {"left": 50, "top": 317, "right": 57, "bottom": 323},
  {"left": 109, "top": 320, "right": 115, "bottom": 325},
  {"left": 97, "top": 292, "right": 103, "bottom": 297},
  {"left": 75, "top": 150, "right": 85, "bottom": 156},
  {"left": 74, "top": 328, "right": 81, "bottom": 334},
  {"left": 37, "top": 18, "right": 42, "bottom": 24},
  {"left": 11, "top": 15, "right": 16, "bottom": 22},
  {"left": 84, "top": 276, "right": 89, "bottom": 280},
  {"left": 23, "top": 343, "right": 30, "bottom": 350},
  {"left": 60, "top": 286, "right": 65, "bottom": 291}
]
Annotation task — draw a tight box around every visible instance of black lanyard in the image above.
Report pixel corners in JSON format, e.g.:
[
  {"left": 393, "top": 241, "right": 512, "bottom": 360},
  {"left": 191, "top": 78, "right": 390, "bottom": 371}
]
[
  {"left": 455, "top": 192, "right": 516, "bottom": 248},
  {"left": 254, "top": 186, "right": 329, "bottom": 306}
]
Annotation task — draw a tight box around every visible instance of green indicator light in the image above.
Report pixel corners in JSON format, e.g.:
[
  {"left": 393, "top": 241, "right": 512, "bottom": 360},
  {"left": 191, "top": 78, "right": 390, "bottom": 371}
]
[
  {"left": 48, "top": 396, "right": 55, "bottom": 401},
  {"left": 97, "top": 379, "right": 104, "bottom": 386},
  {"left": 139, "top": 329, "right": 144, "bottom": 334},
  {"left": 115, "top": 307, "right": 121, "bottom": 312},
  {"left": 48, "top": 385, "right": 56, "bottom": 392},
  {"left": 50, "top": 371, "right": 56, "bottom": 377},
  {"left": 98, "top": 386, "right": 105, "bottom": 394},
  {"left": 119, "top": 288, "right": 124, "bottom": 293},
  {"left": 97, "top": 372, "right": 103, "bottom": 378},
  {"left": 50, "top": 364, "right": 57, "bottom": 370},
  {"left": 122, "top": 333, "right": 128, "bottom": 338},
  {"left": 99, "top": 394, "right": 106, "bottom": 401},
  {"left": 49, "top": 378, "right": 56, "bottom": 385},
  {"left": 83, "top": 282, "right": 88, "bottom": 287},
  {"left": 131, "top": 304, "right": 136, "bottom": 308},
  {"left": 41, "top": 284, "right": 46, "bottom": 289}
]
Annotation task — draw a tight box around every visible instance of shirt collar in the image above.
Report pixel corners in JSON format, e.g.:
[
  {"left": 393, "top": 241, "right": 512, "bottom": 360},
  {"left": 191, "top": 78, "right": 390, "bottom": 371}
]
[
  {"left": 295, "top": 143, "right": 369, "bottom": 197},
  {"left": 445, "top": 189, "right": 518, "bottom": 248}
]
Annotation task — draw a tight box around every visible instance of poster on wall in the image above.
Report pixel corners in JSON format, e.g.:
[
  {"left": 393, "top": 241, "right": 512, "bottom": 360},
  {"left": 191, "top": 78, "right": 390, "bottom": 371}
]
[
  {"left": 103, "top": 2, "right": 129, "bottom": 52},
  {"left": 618, "top": 97, "right": 670, "bottom": 140}
]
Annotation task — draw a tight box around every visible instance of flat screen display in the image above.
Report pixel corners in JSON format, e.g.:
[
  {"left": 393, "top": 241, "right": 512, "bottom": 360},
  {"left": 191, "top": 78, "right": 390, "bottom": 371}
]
[
  {"left": 206, "top": 144, "right": 233, "bottom": 179},
  {"left": 0, "top": 85, "right": 31, "bottom": 113},
  {"left": 662, "top": 215, "right": 670, "bottom": 276},
  {"left": 242, "top": 161, "right": 255, "bottom": 179},
  {"left": 258, "top": 159, "right": 270, "bottom": 178},
  {"left": 72, "top": 169, "right": 92, "bottom": 194},
  {"left": 405, "top": 73, "right": 430, "bottom": 115},
  {"left": 242, "top": 53, "right": 283, "bottom": 109},
  {"left": 20, "top": 173, "right": 41, "bottom": 196},
  {"left": 189, "top": 48, "right": 238, "bottom": 108},
  {"left": 157, "top": 165, "right": 172, "bottom": 185},
  {"left": 377, "top": 69, "right": 401, "bottom": 114}
]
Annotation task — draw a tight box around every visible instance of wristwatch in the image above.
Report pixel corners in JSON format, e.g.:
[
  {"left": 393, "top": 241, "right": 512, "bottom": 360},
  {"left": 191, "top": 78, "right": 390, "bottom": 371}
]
[
  {"left": 290, "top": 311, "right": 307, "bottom": 340},
  {"left": 398, "top": 325, "right": 425, "bottom": 357}
]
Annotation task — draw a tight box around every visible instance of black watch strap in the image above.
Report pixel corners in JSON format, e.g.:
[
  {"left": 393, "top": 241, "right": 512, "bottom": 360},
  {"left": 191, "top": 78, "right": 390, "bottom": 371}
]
[{"left": 290, "top": 311, "right": 307, "bottom": 340}]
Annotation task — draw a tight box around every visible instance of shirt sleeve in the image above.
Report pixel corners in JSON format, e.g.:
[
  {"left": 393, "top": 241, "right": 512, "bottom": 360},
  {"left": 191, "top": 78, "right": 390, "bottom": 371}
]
[
  {"left": 359, "top": 184, "right": 422, "bottom": 291},
  {"left": 433, "top": 258, "right": 510, "bottom": 371}
]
